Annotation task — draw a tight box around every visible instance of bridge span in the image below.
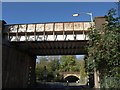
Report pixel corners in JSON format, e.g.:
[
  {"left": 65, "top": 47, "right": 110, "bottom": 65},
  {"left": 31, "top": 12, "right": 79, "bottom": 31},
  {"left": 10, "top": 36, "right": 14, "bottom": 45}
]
[{"left": 3, "top": 21, "right": 91, "bottom": 55}]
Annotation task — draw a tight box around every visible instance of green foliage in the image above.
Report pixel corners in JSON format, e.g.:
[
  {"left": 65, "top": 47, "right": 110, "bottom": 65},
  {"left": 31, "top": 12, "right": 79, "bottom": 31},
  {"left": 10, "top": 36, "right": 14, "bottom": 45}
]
[
  {"left": 59, "top": 55, "right": 79, "bottom": 72},
  {"left": 100, "top": 76, "right": 120, "bottom": 88},
  {"left": 85, "top": 8, "right": 120, "bottom": 88},
  {"left": 79, "top": 60, "right": 87, "bottom": 78},
  {"left": 36, "top": 56, "right": 60, "bottom": 81},
  {"left": 36, "top": 57, "right": 47, "bottom": 80},
  {"left": 36, "top": 55, "right": 87, "bottom": 82}
]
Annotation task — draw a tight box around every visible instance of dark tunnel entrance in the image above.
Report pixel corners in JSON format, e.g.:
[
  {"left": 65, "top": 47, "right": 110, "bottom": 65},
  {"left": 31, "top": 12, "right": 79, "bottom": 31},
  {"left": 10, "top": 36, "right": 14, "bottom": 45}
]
[{"left": 65, "top": 76, "right": 79, "bottom": 82}]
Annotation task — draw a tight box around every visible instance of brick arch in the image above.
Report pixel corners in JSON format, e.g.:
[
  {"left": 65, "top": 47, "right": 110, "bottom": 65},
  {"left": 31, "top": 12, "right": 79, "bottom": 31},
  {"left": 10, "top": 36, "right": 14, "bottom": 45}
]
[{"left": 64, "top": 74, "right": 80, "bottom": 79}]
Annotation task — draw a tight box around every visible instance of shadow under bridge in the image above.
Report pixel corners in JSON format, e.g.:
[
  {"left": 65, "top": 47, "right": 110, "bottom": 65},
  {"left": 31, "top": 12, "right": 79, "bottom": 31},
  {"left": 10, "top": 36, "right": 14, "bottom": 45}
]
[{"left": 9, "top": 40, "right": 88, "bottom": 55}]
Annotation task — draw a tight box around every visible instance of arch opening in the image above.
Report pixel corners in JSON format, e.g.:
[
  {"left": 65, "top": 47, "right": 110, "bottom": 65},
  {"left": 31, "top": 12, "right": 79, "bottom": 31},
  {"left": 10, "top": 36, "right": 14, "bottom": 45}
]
[{"left": 64, "top": 75, "right": 79, "bottom": 82}]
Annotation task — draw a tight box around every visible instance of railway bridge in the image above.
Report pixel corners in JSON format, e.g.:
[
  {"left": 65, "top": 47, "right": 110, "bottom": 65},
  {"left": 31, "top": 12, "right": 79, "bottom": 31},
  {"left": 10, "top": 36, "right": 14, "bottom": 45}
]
[{"left": 1, "top": 16, "right": 106, "bottom": 88}]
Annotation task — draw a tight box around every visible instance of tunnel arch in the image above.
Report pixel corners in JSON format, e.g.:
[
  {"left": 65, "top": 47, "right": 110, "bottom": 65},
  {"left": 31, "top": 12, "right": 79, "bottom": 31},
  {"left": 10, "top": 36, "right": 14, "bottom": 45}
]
[
  {"left": 64, "top": 75, "right": 80, "bottom": 82},
  {"left": 64, "top": 74, "right": 80, "bottom": 79}
]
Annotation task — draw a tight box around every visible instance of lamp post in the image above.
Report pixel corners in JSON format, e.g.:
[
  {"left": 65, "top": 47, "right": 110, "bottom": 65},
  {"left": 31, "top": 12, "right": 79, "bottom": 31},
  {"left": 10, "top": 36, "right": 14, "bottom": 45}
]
[
  {"left": 72, "top": 12, "right": 93, "bottom": 27},
  {"left": 73, "top": 12, "right": 94, "bottom": 86},
  {"left": 72, "top": 12, "right": 93, "bottom": 40}
]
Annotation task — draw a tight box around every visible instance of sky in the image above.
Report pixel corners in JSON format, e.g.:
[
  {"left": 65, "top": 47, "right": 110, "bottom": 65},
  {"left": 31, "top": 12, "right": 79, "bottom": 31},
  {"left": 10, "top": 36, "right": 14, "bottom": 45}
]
[
  {"left": 2, "top": 2, "right": 117, "bottom": 24},
  {"left": 1, "top": 2, "right": 117, "bottom": 59},
  {"left": 1, "top": 0, "right": 118, "bottom": 2}
]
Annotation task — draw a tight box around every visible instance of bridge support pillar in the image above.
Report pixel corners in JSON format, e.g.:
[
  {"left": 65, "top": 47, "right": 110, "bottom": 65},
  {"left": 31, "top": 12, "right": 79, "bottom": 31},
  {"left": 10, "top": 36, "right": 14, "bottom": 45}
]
[
  {"left": 2, "top": 44, "right": 36, "bottom": 88},
  {"left": 93, "top": 16, "right": 106, "bottom": 88},
  {"left": 2, "top": 21, "right": 36, "bottom": 88}
]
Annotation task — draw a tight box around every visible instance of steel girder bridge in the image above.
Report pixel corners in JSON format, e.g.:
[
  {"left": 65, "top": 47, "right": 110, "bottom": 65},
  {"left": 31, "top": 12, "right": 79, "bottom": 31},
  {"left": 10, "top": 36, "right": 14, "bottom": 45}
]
[{"left": 3, "top": 21, "right": 91, "bottom": 55}]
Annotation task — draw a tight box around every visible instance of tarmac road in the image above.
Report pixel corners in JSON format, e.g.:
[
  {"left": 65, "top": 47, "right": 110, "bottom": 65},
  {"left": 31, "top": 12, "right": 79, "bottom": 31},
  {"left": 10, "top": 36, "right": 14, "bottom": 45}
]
[{"left": 31, "top": 81, "right": 89, "bottom": 90}]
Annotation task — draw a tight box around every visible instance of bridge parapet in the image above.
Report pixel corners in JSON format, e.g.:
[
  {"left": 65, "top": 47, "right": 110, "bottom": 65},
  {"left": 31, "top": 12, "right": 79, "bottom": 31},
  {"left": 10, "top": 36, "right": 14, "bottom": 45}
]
[{"left": 3, "top": 21, "right": 91, "bottom": 41}]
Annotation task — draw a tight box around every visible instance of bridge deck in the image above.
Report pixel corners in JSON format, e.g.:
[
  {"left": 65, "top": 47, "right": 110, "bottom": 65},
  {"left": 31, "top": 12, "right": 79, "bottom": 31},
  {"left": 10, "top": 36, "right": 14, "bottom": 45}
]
[
  {"left": 10, "top": 40, "right": 88, "bottom": 55},
  {"left": 3, "top": 21, "right": 90, "bottom": 55}
]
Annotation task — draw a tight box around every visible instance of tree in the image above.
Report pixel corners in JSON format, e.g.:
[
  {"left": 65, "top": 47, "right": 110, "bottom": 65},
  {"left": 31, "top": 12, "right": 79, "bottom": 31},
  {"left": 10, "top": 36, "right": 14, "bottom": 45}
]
[
  {"left": 36, "top": 56, "right": 47, "bottom": 81},
  {"left": 79, "top": 60, "right": 87, "bottom": 78},
  {"left": 35, "top": 56, "right": 61, "bottom": 81},
  {"left": 59, "top": 55, "right": 78, "bottom": 72},
  {"left": 85, "top": 8, "right": 120, "bottom": 88}
]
